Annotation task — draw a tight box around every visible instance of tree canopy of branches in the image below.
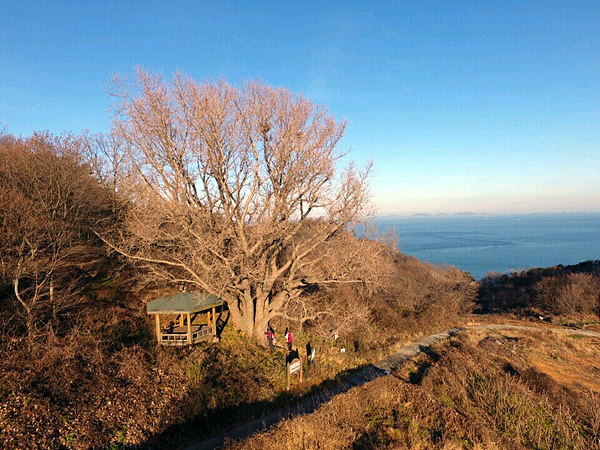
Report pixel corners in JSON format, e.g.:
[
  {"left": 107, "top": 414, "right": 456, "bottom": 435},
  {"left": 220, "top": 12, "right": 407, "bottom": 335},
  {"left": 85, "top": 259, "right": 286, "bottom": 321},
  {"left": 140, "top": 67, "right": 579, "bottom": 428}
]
[
  {"left": 0, "top": 133, "right": 110, "bottom": 337},
  {"left": 82, "top": 132, "right": 130, "bottom": 220},
  {"left": 104, "top": 70, "right": 373, "bottom": 337}
]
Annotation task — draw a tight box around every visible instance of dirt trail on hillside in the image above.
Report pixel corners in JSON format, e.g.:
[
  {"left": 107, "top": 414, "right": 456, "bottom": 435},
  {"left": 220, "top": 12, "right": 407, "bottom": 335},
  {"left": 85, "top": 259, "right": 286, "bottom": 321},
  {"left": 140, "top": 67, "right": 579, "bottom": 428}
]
[{"left": 185, "top": 324, "right": 600, "bottom": 450}]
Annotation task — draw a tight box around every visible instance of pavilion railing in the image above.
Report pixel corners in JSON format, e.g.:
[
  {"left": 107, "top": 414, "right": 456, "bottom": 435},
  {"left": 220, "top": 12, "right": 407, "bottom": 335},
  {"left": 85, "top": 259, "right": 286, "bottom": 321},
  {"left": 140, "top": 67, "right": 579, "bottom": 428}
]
[{"left": 159, "top": 326, "right": 212, "bottom": 346}]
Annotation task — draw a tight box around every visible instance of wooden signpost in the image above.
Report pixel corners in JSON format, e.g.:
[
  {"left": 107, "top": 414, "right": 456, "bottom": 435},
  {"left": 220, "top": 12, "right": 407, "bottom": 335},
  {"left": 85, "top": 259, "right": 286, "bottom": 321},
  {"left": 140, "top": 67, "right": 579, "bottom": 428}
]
[{"left": 287, "top": 355, "right": 303, "bottom": 391}]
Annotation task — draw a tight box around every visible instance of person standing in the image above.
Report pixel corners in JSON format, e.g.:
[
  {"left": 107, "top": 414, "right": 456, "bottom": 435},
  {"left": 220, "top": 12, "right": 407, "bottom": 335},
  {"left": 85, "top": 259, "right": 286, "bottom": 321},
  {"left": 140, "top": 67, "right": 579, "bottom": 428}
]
[
  {"left": 285, "top": 327, "right": 293, "bottom": 352},
  {"left": 266, "top": 326, "right": 275, "bottom": 352}
]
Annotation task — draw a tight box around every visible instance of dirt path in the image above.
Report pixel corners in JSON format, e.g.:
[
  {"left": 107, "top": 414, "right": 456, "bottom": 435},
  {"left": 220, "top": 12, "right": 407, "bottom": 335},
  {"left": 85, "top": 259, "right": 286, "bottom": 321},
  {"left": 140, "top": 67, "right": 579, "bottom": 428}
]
[{"left": 185, "top": 324, "right": 600, "bottom": 450}]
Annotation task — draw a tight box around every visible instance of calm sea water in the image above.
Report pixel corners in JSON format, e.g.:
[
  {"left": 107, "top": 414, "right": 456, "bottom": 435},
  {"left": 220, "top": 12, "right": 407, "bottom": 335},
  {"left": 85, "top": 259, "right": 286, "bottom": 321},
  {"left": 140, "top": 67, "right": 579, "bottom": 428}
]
[{"left": 373, "top": 213, "right": 600, "bottom": 280}]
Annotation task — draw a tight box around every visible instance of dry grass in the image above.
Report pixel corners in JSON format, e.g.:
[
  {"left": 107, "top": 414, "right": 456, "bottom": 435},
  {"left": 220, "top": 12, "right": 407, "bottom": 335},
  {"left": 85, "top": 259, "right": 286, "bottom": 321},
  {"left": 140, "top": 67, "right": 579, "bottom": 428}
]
[
  {"left": 0, "top": 312, "right": 290, "bottom": 449},
  {"left": 0, "top": 252, "right": 513, "bottom": 449},
  {"left": 229, "top": 329, "right": 600, "bottom": 450}
]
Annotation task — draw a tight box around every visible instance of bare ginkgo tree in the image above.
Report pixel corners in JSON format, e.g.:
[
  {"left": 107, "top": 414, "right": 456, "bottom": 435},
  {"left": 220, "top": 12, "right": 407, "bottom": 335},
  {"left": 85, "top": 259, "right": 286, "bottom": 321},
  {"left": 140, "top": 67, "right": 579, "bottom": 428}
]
[{"left": 103, "top": 69, "right": 375, "bottom": 338}]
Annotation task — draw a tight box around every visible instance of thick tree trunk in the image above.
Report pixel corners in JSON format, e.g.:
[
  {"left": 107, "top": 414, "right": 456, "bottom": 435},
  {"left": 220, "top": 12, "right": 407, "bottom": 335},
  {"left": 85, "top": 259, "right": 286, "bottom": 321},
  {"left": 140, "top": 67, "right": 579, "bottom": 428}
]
[{"left": 225, "top": 287, "right": 277, "bottom": 339}]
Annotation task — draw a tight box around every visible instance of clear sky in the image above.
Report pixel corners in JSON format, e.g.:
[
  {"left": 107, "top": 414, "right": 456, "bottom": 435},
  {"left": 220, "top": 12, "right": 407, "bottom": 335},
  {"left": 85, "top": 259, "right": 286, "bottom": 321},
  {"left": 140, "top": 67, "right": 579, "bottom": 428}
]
[{"left": 1, "top": 0, "right": 599, "bottom": 215}]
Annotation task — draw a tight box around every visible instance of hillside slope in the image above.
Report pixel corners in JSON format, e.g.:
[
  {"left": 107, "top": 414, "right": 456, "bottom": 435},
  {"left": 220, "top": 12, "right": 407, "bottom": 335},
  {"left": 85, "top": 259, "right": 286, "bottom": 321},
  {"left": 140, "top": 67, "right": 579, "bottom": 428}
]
[{"left": 228, "top": 325, "right": 600, "bottom": 449}]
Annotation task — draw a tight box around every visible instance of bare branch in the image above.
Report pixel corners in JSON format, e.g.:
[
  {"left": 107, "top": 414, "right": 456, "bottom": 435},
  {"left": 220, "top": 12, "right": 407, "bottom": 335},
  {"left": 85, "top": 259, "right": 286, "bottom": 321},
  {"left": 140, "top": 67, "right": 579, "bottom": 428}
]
[{"left": 104, "top": 72, "right": 374, "bottom": 337}]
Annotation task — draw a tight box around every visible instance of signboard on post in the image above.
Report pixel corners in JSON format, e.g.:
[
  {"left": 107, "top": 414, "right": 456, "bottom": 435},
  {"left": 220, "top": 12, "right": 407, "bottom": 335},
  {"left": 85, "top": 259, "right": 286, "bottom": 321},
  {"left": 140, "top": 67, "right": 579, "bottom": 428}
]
[
  {"left": 287, "top": 356, "right": 302, "bottom": 390},
  {"left": 289, "top": 359, "right": 301, "bottom": 374}
]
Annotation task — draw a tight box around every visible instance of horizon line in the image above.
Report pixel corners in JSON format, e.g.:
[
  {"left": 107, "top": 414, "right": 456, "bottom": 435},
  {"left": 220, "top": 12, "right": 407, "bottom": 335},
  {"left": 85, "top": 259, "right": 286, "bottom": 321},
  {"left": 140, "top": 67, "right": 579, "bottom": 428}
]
[{"left": 375, "top": 211, "right": 600, "bottom": 218}]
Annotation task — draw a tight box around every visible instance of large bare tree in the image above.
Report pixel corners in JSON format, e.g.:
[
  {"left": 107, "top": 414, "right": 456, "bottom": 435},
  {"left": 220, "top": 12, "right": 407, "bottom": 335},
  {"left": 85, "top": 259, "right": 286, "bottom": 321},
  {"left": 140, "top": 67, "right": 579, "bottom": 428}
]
[{"left": 104, "top": 70, "right": 373, "bottom": 338}]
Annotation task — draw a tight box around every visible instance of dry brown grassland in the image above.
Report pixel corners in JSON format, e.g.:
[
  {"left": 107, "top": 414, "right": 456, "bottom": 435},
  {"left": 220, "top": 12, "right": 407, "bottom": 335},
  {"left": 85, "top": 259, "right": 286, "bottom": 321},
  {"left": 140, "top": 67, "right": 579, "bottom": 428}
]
[
  {"left": 0, "top": 253, "right": 478, "bottom": 449},
  {"left": 228, "top": 327, "right": 600, "bottom": 450}
]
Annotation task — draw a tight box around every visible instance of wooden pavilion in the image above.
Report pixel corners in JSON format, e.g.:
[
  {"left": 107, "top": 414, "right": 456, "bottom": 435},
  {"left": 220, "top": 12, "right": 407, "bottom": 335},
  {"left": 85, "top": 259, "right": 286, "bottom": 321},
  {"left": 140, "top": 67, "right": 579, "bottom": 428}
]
[{"left": 147, "top": 291, "right": 224, "bottom": 346}]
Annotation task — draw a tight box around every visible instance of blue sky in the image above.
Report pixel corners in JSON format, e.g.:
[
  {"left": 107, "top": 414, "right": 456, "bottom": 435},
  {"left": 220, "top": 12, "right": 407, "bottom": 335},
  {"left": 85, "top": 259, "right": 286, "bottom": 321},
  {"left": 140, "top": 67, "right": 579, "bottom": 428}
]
[{"left": 1, "top": 0, "right": 599, "bottom": 214}]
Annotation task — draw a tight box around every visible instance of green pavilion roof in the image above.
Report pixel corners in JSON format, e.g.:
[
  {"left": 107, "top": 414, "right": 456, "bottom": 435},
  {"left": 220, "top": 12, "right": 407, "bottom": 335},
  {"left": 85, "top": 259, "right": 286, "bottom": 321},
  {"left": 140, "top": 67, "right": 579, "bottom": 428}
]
[{"left": 147, "top": 292, "right": 223, "bottom": 315}]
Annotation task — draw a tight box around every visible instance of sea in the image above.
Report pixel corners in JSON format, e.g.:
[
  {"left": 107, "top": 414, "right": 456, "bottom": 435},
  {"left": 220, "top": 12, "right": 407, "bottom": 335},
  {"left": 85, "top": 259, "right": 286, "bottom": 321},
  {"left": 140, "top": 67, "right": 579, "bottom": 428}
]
[{"left": 372, "top": 213, "right": 600, "bottom": 281}]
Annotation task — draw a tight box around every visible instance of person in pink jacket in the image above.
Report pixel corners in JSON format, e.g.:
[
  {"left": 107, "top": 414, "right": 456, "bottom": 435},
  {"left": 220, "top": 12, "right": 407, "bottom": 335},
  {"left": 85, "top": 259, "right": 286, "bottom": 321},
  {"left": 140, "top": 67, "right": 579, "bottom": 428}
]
[
  {"left": 266, "top": 326, "right": 275, "bottom": 352},
  {"left": 284, "top": 327, "right": 293, "bottom": 352}
]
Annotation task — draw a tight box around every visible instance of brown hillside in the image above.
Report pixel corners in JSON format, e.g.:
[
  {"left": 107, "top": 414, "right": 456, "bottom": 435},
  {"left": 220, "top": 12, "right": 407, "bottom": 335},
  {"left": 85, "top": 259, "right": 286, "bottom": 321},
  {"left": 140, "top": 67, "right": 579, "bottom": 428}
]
[{"left": 228, "top": 327, "right": 600, "bottom": 449}]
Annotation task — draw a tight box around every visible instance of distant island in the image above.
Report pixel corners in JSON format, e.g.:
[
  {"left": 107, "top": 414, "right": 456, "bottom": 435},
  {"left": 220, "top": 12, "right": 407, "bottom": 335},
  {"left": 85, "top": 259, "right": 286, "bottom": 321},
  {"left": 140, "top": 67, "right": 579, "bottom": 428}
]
[{"left": 378, "top": 211, "right": 483, "bottom": 218}]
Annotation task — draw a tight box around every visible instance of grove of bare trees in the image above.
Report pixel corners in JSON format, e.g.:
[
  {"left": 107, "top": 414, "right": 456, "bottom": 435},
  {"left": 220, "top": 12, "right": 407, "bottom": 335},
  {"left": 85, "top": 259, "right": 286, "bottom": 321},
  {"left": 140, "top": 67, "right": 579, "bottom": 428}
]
[
  {"left": 0, "top": 133, "right": 110, "bottom": 338},
  {"left": 100, "top": 70, "right": 376, "bottom": 338}
]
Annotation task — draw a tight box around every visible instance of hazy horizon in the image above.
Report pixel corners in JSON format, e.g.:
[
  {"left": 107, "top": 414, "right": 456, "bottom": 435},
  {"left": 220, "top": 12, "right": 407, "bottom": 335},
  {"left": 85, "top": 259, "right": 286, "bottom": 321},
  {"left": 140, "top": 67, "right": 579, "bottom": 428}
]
[
  {"left": 2, "top": 1, "right": 598, "bottom": 215},
  {"left": 377, "top": 210, "right": 600, "bottom": 218}
]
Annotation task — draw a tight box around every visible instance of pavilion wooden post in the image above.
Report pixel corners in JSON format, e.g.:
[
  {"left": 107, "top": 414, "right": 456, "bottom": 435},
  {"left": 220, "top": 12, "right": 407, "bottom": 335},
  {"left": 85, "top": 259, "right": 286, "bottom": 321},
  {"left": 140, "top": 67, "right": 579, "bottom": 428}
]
[
  {"left": 187, "top": 312, "right": 192, "bottom": 345},
  {"left": 212, "top": 307, "right": 217, "bottom": 336},
  {"left": 155, "top": 315, "right": 161, "bottom": 344}
]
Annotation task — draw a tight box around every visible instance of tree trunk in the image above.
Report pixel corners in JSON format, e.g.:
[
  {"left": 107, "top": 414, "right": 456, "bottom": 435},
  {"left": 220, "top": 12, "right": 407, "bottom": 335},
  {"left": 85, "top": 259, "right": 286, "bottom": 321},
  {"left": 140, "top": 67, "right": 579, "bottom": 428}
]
[
  {"left": 13, "top": 278, "right": 34, "bottom": 339},
  {"left": 50, "top": 274, "right": 57, "bottom": 327}
]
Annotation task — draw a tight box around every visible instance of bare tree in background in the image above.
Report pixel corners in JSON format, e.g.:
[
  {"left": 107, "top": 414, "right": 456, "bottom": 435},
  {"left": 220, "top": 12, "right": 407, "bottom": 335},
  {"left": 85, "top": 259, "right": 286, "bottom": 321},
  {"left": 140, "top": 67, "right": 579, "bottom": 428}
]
[
  {"left": 82, "top": 131, "right": 131, "bottom": 220},
  {"left": 0, "top": 133, "right": 109, "bottom": 337},
  {"left": 104, "top": 69, "right": 373, "bottom": 338}
]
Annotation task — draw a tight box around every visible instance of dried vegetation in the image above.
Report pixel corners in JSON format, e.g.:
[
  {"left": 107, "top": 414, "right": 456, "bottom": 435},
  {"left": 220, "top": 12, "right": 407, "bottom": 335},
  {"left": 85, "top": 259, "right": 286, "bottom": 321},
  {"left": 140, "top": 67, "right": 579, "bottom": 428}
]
[
  {"left": 479, "top": 261, "right": 600, "bottom": 320},
  {"left": 230, "top": 329, "right": 600, "bottom": 449},
  {"left": 0, "top": 252, "right": 477, "bottom": 449}
]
